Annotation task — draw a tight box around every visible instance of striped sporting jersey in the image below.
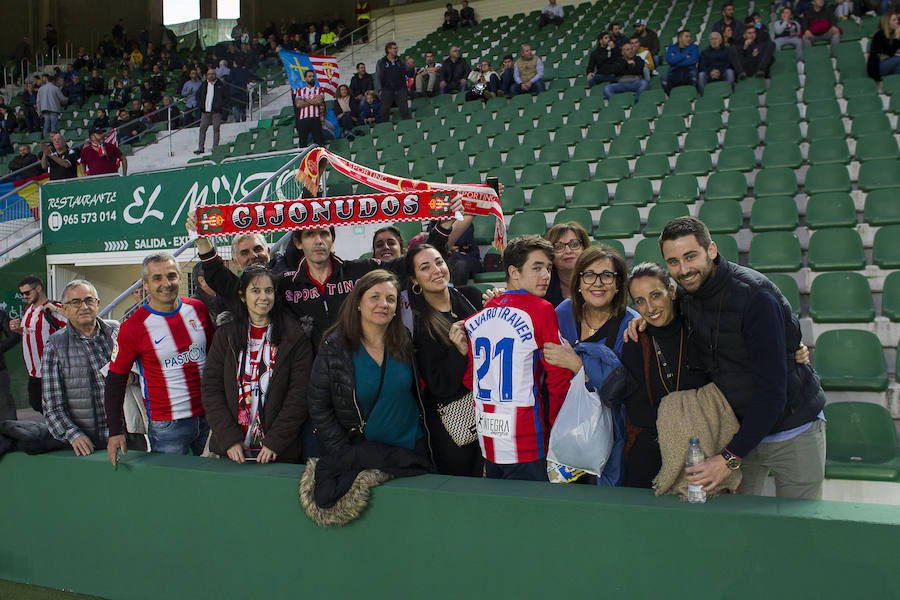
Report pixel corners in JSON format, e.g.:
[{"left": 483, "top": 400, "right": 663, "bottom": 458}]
[
  {"left": 465, "top": 290, "right": 572, "bottom": 464},
  {"left": 109, "top": 298, "right": 213, "bottom": 422},
  {"left": 296, "top": 84, "right": 322, "bottom": 119},
  {"left": 21, "top": 300, "right": 66, "bottom": 378}
]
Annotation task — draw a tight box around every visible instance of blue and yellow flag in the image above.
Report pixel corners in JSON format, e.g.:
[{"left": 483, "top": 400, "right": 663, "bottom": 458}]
[{"left": 279, "top": 49, "right": 340, "bottom": 97}]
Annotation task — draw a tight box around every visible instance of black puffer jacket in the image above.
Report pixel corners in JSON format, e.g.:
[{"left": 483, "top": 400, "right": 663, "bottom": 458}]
[{"left": 307, "top": 329, "right": 433, "bottom": 459}]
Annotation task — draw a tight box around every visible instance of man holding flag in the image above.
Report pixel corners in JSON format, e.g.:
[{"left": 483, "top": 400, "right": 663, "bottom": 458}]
[
  {"left": 279, "top": 46, "right": 341, "bottom": 147},
  {"left": 295, "top": 69, "right": 325, "bottom": 147}
]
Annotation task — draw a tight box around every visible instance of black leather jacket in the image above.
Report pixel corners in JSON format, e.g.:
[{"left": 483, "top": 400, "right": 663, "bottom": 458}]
[{"left": 307, "top": 329, "right": 433, "bottom": 459}]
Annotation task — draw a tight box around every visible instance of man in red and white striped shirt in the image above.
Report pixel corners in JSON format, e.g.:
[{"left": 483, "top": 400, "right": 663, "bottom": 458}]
[
  {"left": 105, "top": 253, "right": 214, "bottom": 463},
  {"left": 9, "top": 275, "right": 66, "bottom": 413},
  {"left": 294, "top": 68, "right": 324, "bottom": 147}
]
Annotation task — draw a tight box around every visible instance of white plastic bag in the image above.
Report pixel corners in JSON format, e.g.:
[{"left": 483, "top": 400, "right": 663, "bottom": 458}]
[{"left": 547, "top": 368, "right": 614, "bottom": 476}]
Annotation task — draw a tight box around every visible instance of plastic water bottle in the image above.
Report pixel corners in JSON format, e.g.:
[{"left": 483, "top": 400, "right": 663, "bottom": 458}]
[{"left": 685, "top": 437, "right": 707, "bottom": 504}]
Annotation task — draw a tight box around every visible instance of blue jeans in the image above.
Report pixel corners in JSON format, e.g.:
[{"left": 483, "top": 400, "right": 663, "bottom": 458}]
[
  {"left": 510, "top": 79, "right": 545, "bottom": 97},
  {"left": 231, "top": 104, "right": 246, "bottom": 122},
  {"left": 698, "top": 69, "right": 735, "bottom": 93},
  {"left": 880, "top": 56, "right": 900, "bottom": 76},
  {"left": 485, "top": 458, "right": 549, "bottom": 481},
  {"left": 603, "top": 80, "right": 649, "bottom": 101},
  {"left": 148, "top": 415, "right": 210, "bottom": 456},
  {"left": 42, "top": 111, "right": 59, "bottom": 135},
  {"left": 588, "top": 73, "right": 615, "bottom": 87}
]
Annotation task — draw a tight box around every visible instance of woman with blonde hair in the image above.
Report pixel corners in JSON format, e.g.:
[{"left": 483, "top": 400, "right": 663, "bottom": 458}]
[{"left": 867, "top": 12, "right": 900, "bottom": 80}]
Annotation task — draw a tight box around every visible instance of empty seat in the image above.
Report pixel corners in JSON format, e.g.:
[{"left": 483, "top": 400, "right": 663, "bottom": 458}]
[
  {"left": 749, "top": 231, "right": 803, "bottom": 271},
  {"left": 570, "top": 181, "right": 609, "bottom": 208},
  {"left": 717, "top": 146, "right": 756, "bottom": 172},
  {"left": 805, "top": 166, "right": 852, "bottom": 195},
  {"left": 644, "top": 134, "right": 680, "bottom": 156},
  {"left": 754, "top": 167, "right": 798, "bottom": 197},
  {"left": 572, "top": 139, "right": 607, "bottom": 161},
  {"left": 505, "top": 146, "right": 535, "bottom": 169},
  {"left": 594, "top": 238, "right": 627, "bottom": 259},
  {"left": 607, "top": 137, "right": 643, "bottom": 159},
  {"left": 632, "top": 154, "right": 670, "bottom": 179},
  {"left": 805, "top": 193, "right": 857, "bottom": 229},
  {"left": 882, "top": 271, "right": 900, "bottom": 321},
  {"left": 823, "top": 402, "right": 900, "bottom": 482},
  {"left": 807, "top": 139, "right": 851, "bottom": 165},
  {"left": 658, "top": 174, "right": 700, "bottom": 204},
  {"left": 749, "top": 196, "right": 798, "bottom": 231},
  {"left": 850, "top": 112, "right": 891, "bottom": 139},
  {"left": 766, "top": 273, "right": 801, "bottom": 317},
  {"left": 555, "top": 161, "right": 591, "bottom": 185},
  {"left": 631, "top": 237, "right": 664, "bottom": 267},
  {"left": 874, "top": 224, "right": 900, "bottom": 268},
  {"left": 675, "top": 150, "right": 714, "bottom": 176},
  {"left": 761, "top": 143, "right": 802, "bottom": 169},
  {"left": 529, "top": 184, "right": 566, "bottom": 211},
  {"left": 863, "top": 189, "right": 900, "bottom": 225},
  {"left": 722, "top": 125, "right": 760, "bottom": 148},
  {"left": 813, "top": 330, "right": 888, "bottom": 391},
  {"left": 644, "top": 203, "right": 690, "bottom": 236},
  {"left": 859, "top": 159, "right": 900, "bottom": 191},
  {"left": 764, "top": 122, "right": 803, "bottom": 145},
  {"left": 520, "top": 164, "right": 553, "bottom": 189},
  {"left": 620, "top": 118, "right": 652, "bottom": 139},
  {"left": 699, "top": 200, "right": 742, "bottom": 233},
  {"left": 500, "top": 186, "right": 525, "bottom": 214},
  {"left": 808, "top": 228, "right": 866, "bottom": 270},
  {"left": 594, "top": 158, "right": 630, "bottom": 183},
  {"left": 712, "top": 234, "right": 739, "bottom": 263},
  {"left": 595, "top": 205, "right": 641, "bottom": 238},
  {"left": 553, "top": 207, "right": 593, "bottom": 232},
  {"left": 705, "top": 171, "right": 748, "bottom": 201},
  {"left": 507, "top": 211, "right": 548, "bottom": 237},
  {"left": 683, "top": 129, "right": 719, "bottom": 152},
  {"left": 612, "top": 178, "right": 653, "bottom": 206},
  {"left": 854, "top": 134, "right": 899, "bottom": 162},
  {"left": 809, "top": 272, "right": 875, "bottom": 322}
]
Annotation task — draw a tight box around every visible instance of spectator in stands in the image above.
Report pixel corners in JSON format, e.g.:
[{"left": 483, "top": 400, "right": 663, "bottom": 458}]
[
  {"left": 609, "top": 22, "right": 629, "bottom": 48},
  {"left": 834, "top": 0, "right": 853, "bottom": 20},
  {"left": 750, "top": 12, "right": 768, "bottom": 35},
  {"left": 182, "top": 69, "right": 202, "bottom": 123},
  {"left": 306, "top": 24, "right": 321, "bottom": 52},
  {"left": 802, "top": 0, "right": 841, "bottom": 55},
  {"left": 414, "top": 51, "right": 441, "bottom": 97},
  {"left": 9, "top": 275, "right": 66, "bottom": 413},
  {"left": 405, "top": 57, "right": 418, "bottom": 91},
  {"left": 603, "top": 42, "right": 649, "bottom": 102},
  {"left": 91, "top": 51, "right": 106, "bottom": 71},
  {"left": 459, "top": 1, "right": 477, "bottom": 27},
  {"left": 372, "top": 226, "right": 406, "bottom": 261},
  {"left": 91, "top": 108, "right": 111, "bottom": 131},
  {"left": 119, "top": 69, "right": 135, "bottom": 93},
  {"left": 18, "top": 82, "right": 41, "bottom": 133},
  {"left": 730, "top": 25, "right": 775, "bottom": 79},
  {"left": 499, "top": 54, "right": 516, "bottom": 96},
  {"left": 202, "top": 267, "right": 312, "bottom": 464},
  {"left": 9, "top": 144, "right": 43, "bottom": 179},
  {"left": 698, "top": 32, "right": 735, "bottom": 93},
  {"left": 376, "top": 42, "right": 411, "bottom": 122},
  {"left": 294, "top": 68, "right": 325, "bottom": 146},
  {"left": 634, "top": 19, "right": 661, "bottom": 66},
  {"left": 349, "top": 62, "right": 374, "bottom": 102},
  {"left": 195, "top": 68, "right": 227, "bottom": 155},
  {"left": 64, "top": 74, "right": 86, "bottom": 108},
  {"left": 190, "top": 263, "right": 225, "bottom": 323},
  {"left": 334, "top": 21, "right": 349, "bottom": 50},
  {"left": 511, "top": 44, "right": 545, "bottom": 96},
  {"left": 442, "top": 3, "right": 460, "bottom": 30},
  {"left": 662, "top": 30, "right": 699, "bottom": 95},
  {"left": 405, "top": 245, "right": 482, "bottom": 476},
  {"left": 140, "top": 80, "right": 162, "bottom": 105},
  {"left": 215, "top": 59, "right": 230, "bottom": 81},
  {"left": 440, "top": 45, "right": 469, "bottom": 94},
  {"left": 0, "top": 109, "right": 13, "bottom": 159},
  {"left": 41, "top": 134, "right": 78, "bottom": 180},
  {"left": 656, "top": 217, "right": 826, "bottom": 499},
  {"left": 630, "top": 34, "right": 657, "bottom": 77},
  {"left": 161, "top": 95, "right": 182, "bottom": 128},
  {"left": 129, "top": 45, "right": 143, "bottom": 69},
  {"left": 128, "top": 99, "right": 144, "bottom": 123},
  {"left": 80, "top": 127, "right": 126, "bottom": 175},
  {"left": 540, "top": 0, "right": 565, "bottom": 29},
  {"left": 586, "top": 33, "right": 620, "bottom": 87},
  {"left": 773, "top": 6, "right": 804, "bottom": 59},
  {"left": 359, "top": 89, "right": 381, "bottom": 124},
  {"left": 466, "top": 59, "right": 500, "bottom": 100},
  {"left": 321, "top": 24, "right": 338, "bottom": 51},
  {"left": 867, "top": 13, "right": 900, "bottom": 80},
  {"left": 106, "top": 78, "right": 127, "bottom": 112},
  {"left": 712, "top": 3, "right": 744, "bottom": 40},
  {"left": 332, "top": 84, "right": 359, "bottom": 135},
  {"left": 226, "top": 59, "right": 262, "bottom": 123},
  {"left": 0, "top": 306, "right": 19, "bottom": 422},
  {"left": 42, "top": 280, "right": 118, "bottom": 456},
  {"left": 86, "top": 69, "right": 107, "bottom": 96},
  {"left": 61, "top": 64, "right": 76, "bottom": 85},
  {"left": 356, "top": 1, "right": 371, "bottom": 43},
  {"left": 36, "top": 76, "right": 67, "bottom": 135},
  {"left": 105, "top": 253, "right": 215, "bottom": 462},
  {"left": 543, "top": 222, "right": 590, "bottom": 308}
]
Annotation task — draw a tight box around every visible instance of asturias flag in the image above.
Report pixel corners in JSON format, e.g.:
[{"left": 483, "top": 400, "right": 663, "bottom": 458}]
[{"left": 279, "top": 49, "right": 340, "bottom": 97}]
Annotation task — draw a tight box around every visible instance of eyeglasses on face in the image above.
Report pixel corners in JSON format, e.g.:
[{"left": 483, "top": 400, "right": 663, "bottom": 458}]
[
  {"left": 580, "top": 270, "right": 616, "bottom": 286},
  {"left": 552, "top": 240, "right": 583, "bottom": 253},
  {"left": 19, "top": 287, "right": 37, "bottom": 296},
  {"left": 64, "top": 297, "right": 99, "bottom": 308}
]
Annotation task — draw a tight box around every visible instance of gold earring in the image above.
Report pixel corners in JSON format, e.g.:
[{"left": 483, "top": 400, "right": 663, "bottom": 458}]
[{"left": 412, "top": 282, "right": 422, "bottom": 295}]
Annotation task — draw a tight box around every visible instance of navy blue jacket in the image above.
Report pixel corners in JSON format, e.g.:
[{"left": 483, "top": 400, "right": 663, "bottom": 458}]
[{"left": 699, "top": 46, "right": 732, "bottom": 74}]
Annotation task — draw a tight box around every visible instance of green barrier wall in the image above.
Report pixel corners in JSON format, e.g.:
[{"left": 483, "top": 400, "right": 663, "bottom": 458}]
[{"left": 1, "top": 451, "right": 899, "bottom": 600}]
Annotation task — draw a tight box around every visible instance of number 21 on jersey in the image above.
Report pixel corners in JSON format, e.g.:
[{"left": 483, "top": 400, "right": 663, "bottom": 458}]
[{"left": 473, "top": 336, "right": 514, "bottom": 402}]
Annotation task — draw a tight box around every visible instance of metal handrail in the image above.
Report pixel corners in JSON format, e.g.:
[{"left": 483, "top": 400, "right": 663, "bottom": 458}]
[
  {"left": 0, "top": 228, "right": 40, "bottom": 259},
  {"left": 98, "top": 145, "right": 317, "bottom": 318}
]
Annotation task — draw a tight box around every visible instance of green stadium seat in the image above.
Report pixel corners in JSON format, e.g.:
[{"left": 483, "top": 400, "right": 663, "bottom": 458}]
[
  {"left": 807, "top": 139, "right": 851, "bottom": 165},
  {"left": 882, "top": 271, "right": 900, "bottom": 320},
  {"left": 711, "top": 234, "right": 739, "bottom": 263},
  {"left": 761, "top": 143, "right": 802, "bottom": 169},
  {"left": 596, "top": 107, "right": 627, "bottom": 125},
  {"left": 473, "top": 214, "right": 498, "bottom": 245},
  {"left": 594, "top": 238, "right": 627, "bottom": 258},
  {"left": 749, "top": 231, "right": 803, "bottom": 271},
  {"left": 620, "top": 118, "right": 652, "bottom": 139},
  {"left": 704, "top": 80, "right": 733, "bottom": 99},
  {"left": 452, "top": 169, "right": 480, "bottom": 184},
  {"left": 766, "top": 273, "right": 801, "bottom": 317},
  {"left": 805, "top": 119, "right": 846, "bottom": 142},
  {"left": 805, "top": 193, "right": 857, "bottom": 229},
  {"left": 717, "top": 147, "right": 756, "bottom": 172},
  {"left": 520, "top": 163, "right": 553, "bottom": 189},
  {"left": 683, "top": 129, "right": 719, "bottom": 153},
  {"left": 841, "top": 77, "right": 879, "bottom": 99},
  {"left": 393, "top": 221, "right": 424, "bottom": 243},
  {"left": 644, "top": 203, "right": 689, "bottom": 236},
  {"left": 729, "top": 90, "right": 761, "bottom": 110},
  {"left": 863, "top": 189, "right": 900, "bottom": 225},
  {"left": 859, "top": 159, "right": 900, "bottom": 191},
  {"left": 405, "top": 141, "right": 432, "bottom": 161},
  {"left": 595, "top": 205, "right": 641, "bottom": 238},
  {"left": 463, "top": 136, "right": 490, "bottom": 155},
  {"left": 555, "top": 161, "right": 591, "bottom": 185},
  {"left": 705, "top": 171, "right": 747, "bottom": 201},
  {"left": 699, "top": 200, "right": 742, "bottom": 233},
  {"left": 850, "top": 112, "right": 891, "bottom": 140},
  {"left": 694, "top": 95, "right": 726, "bottom": 114},
  {"left": 661, "top": 98, "right": 694, "bottom": 118},
  {"left": 411, "top": 156, "right": 440, "bottom": 179},
  {"left": 379, "top": 144, "right": 405, "bottom": 162},
  {"left": 507, "top": 210, "right": 548, "bottom": 237},
  {"left": 594, "top": 158, "right": 630, "bottom": 182},
  {"left": 554, "top": 126, "right": 585, "bottom": 147},
  {"left": 505, "top": 146, "right": 535, "bottom": 169},
  {"left": 500, "top": 187, "right": 525, "bottom": 214},
  {"left": 538, "top": 144, "right": 571, "bottom": 166},
  {"left": 722, "top": 125, "right": 760, "bottom": 148},
  {"left": 766, "top": 104, "right": 801, "bottom": 124},
  {"left": 874, "top": 224, "right": 900, "bottom": 268},
  {"left": 754, "top": 167, "right": 798, "bottom": 197},
  {"left": 813, "top": 330, "right": 888, "bottom": 391},
  {"left": 382, "top": 158, "right": 410, "bottom": 176},
  {"left": 854, "top": 134, "right": 899, "bottom": 162},
  {"left": 631, "top": 237, "right": 664, "bottom": 267},
  {"left": 763, "top": 122, "right": 803, "bottom": 146},
  {"left": 553, "top": 207, "right": 594, "bottom": 232},
  {"left": 669, "top": 85, "right": 698, "bottom": 102},
  {"left": 808, "top": 228, "right": 866, "bottom": 270},
  {"left": 806, "top": 165, "right": 852, "bottom": 195},
  {"left": 433, "top": 139, "right": 460, "bottom": 159},
  {"left": 570, "top": 181, "right": 609, "bottom": 208},
  {"left": 654, "top": 117, "right": 686, "bottom": 136},
  {"left": 658, "top": 175, "right": 699, "bottom": 204},
  {"left": 632, "top": 154, "right": 670, "bottom": 179},
  {"left": 490, "top": 132, "right": 519, "bottom": 152},
  {"left": 644, "top": 134, "right": 680, "bottom": 156},
  {"left": 630, "top": 100, "right": 661, "bottom": 120},
  {"left": 529, "top": 184, "right": 567, "bottom": 211},
  {"left": 823, "top": 402, "right": 900, "bottom": 482},
  {"left": 612, "top": 178, "right": 653, "bottom": 206},
  {"left": 482, "top": 119, "right": 508, "bottom": 138},
  {"left": 727, "top": 109, "right": 761, "bottom": 128},
  {"left": 690, "top": 112, "right": 724, "bottom": 133},
  {"left": 440, "top": 153, "right": 470, "bottom": 175},
  {"left": 474, "top": 150, "right": 502, "bottom": 172},
  {"left": 522, "top": 130, "right": 552, "bottom": 150},
  {"left": 607, "top": 137, "right": 642, "bottom": 160},
  {"left": 805, "top": 99, "right": 842, "bottom": 120},
  {"left": 809, "top": 272, "right": 875, "bottom": 322},
  {"left": 572, "top": 139, "right": 607, "bottom": 161},
  {"left": 674, "top": 151, "right": 713, "bottom": 176}
]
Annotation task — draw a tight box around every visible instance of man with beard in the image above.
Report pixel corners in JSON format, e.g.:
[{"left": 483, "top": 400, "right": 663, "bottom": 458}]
[{"left": 657, "top": 217, "right": 826, "bottom": 499}]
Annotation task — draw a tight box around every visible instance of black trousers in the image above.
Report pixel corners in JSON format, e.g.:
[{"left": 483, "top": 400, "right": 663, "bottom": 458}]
[
  {"left": 27, "top": 375, "right": 42, "bottom": 414},
  {"left": 297, "top": 116, "right": 324, "bottom": 146},
  {"left": 379, "top": 87, "right": 410, "bottom": 122}
]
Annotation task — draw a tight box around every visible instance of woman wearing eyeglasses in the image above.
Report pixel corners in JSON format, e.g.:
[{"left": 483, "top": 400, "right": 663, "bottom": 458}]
[
  {"left": 542, "top": 245, "right": 638, "bottom": 486},
  {"left": 543, "top": 222, "right": 590, "bottom": 308}
]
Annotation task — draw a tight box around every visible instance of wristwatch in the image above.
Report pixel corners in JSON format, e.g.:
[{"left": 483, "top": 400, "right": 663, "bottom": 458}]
[{"left": 722, "top": 449, "right": 742, "bottom": 470}]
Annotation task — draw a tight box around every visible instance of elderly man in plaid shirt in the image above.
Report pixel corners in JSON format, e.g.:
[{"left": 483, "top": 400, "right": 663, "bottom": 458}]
[{"left": 42, "top": 279, "right": 120, "bottom": 456}]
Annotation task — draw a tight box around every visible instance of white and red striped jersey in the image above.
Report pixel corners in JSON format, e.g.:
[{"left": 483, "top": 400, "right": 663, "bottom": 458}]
[
  {"left": 21, "top": 300, "right": 66, "bottom": 378},
  {"left": 296, "top": 84, "right": 323, "bottom": 119},
  {"left": 464, "top": 290, "right": 572, "bottom": 465},
  {"left": 109, "top": 298, "right": 214, "bottom": 422}
]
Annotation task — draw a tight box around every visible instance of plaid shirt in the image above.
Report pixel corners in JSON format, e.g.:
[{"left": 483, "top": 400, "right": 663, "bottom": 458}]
[{"left": 42, "top": 320, "right": 117, "bottom": 445}]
